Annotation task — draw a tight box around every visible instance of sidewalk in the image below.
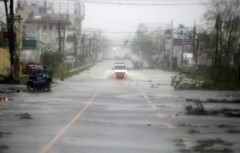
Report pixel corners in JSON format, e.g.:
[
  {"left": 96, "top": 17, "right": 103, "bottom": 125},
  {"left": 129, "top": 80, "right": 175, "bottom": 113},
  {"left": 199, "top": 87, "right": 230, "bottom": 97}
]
[{"left": 0, "top": 84, "right": 26, "bottom": 93}]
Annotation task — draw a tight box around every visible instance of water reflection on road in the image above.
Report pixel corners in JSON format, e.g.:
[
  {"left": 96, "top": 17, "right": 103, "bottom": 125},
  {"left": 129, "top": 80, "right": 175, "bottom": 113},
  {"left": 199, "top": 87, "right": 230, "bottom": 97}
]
[{"left": 0, "top": 59, "right": 240, "bottom": 153}]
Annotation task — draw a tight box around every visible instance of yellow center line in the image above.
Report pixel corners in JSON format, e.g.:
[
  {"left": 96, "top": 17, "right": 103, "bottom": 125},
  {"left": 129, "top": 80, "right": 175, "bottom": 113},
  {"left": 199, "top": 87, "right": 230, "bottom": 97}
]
[
  {"left": 156, "top": 113, "right": 163, "bottom": 118},
  {"left": 184, "top": 140, "right": 193, "bottom": 148},
  {"left": 148, "top": 103, "right": 157, "bottom": 110},
  {"left": 39, "top": 84, "right": 103, "bottom": 153},
  {"left": 139, "top": 89, "right": 175, "bottom": 129},
  {"left": 163, "top": 123, "right": 175, "bottom": 129},
  {"left": 143, "top": 93, "right": 157, "bottom": 110}
]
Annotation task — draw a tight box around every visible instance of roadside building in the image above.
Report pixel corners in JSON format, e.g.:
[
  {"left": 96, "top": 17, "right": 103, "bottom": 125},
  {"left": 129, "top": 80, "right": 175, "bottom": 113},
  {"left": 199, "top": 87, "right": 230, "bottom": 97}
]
[
  {"left": 172, "top": 27, "right": 194, "bottom": 70},
  {"left": 0, "top": 22, "right": 10, "bottom": 76},
  {"left": 17, "top": 0, "right": 84, "bottom": 68},
  {"left": 0, "top": 8, "right": 23, "bottom": 77}
]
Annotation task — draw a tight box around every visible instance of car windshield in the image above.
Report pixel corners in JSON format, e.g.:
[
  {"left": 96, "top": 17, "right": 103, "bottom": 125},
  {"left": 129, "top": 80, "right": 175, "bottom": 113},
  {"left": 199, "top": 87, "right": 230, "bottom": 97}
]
[
  {"left": 1, "top": 1, "right": 240, "bottom": 153},
  {"left": 114, "top": 65, "right": 126, "bottom": 70}
]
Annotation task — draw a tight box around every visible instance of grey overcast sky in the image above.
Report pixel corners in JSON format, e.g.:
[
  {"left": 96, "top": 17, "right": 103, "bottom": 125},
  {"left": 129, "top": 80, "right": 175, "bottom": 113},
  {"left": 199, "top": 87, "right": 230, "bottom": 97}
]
[
  {"left": 82, "top": 1, "right": 206, "bottom": 29},
  {"left": 82, "top": 0, "right": 207, "bottom": 39},
  {"left": 0, "top": 0, "right": 207, "bottom": 39}
]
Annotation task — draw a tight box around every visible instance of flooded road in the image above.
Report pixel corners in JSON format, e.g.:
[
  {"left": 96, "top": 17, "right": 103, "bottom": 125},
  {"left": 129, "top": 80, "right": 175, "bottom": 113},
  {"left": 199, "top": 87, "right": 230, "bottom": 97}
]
[{"left": 1, "top": 60, "right": 240, "bottom": 153}]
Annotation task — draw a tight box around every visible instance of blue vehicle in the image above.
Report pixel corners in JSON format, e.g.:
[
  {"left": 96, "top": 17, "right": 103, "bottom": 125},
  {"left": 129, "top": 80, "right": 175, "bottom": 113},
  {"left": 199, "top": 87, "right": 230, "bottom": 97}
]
[{"left": 27, "top": 67, "right": 52, "bottom": 91}]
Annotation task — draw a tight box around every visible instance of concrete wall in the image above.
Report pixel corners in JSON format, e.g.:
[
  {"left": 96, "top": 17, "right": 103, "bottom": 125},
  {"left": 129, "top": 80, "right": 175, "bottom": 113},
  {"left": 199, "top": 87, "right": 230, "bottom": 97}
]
[
  {"left": 0, "top": 48, "right": 10, "bottom": 76},
  {"left": 0, "top": 10, "right": 23, "bottom": 77}
]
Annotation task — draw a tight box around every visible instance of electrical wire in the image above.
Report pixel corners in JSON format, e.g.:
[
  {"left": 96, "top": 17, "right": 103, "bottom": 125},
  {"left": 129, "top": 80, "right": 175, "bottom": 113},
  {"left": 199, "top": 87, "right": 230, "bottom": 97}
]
[
  {"left": 15, "top": 16, "right": 216, "bottom": 45},
  {"left": 85, "top": 15, "right": 134, "bottom": 27},
  {"left": 83, "top": 23, "right": 214, "bottom": 34},
  {"left": 81, "top": 0, "right": 209, "bottom": 6}
]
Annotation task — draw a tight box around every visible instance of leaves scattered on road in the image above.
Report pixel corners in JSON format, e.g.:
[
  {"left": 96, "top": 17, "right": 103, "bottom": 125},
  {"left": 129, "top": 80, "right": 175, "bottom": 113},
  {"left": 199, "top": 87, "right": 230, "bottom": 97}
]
[
  {"left": 218, "top": 124, "right": 236, "bottom": 128},
  {"left": 186, "top": 98, "right": 240, "bottom": 104},
  {"left": 189, "top": 128, "right": 201, "bottom": 134},
  {"left": 15, "top": 113, "right": 33, "bottom": 119},
  {"left": 193, "top": 138, "right": 233, "bottom": 153},
  {"left": 174, "top": 138, "right": 234, "bottom": 153},
  {"left": 0, "top": 131, "right": 11, "bottom": 137},
  {"left": 0, "top": 145, "right": 9, "bottom": 150},
  {"left": 226, "top": 129, "right": 240, "bottom": 134},
  {"left": 173, "top": 138, "right": 185, "bottom": 147},
  {"left": 185, "top": 100, "right": 240, "bottom": 117}
]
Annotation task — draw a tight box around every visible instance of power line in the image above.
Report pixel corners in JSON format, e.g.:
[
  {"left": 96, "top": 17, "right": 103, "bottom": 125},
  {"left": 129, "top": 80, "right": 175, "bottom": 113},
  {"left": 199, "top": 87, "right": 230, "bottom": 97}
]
[
  {"left": 82, "top": 0, "right": 209, "bottom": 5},
  {"left": 85, "top": 15, "right": 134, "bottom": 27},
  {"left": 83, "top": 23, "right": 213, "bottom": 34},
  {"left": 87, "top": 0, "right": 206, "bottom": 1}
]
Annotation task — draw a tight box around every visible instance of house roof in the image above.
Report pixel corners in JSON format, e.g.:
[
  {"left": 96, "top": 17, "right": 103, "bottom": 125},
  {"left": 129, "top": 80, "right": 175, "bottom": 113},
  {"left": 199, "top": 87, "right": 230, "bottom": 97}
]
[{"left": 25, "top": 18, "right": 71, "bottom": 25}]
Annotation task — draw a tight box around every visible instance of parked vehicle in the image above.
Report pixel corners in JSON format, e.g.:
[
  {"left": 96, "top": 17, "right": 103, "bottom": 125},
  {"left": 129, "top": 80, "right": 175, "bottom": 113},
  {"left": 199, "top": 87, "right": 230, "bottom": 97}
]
[
  {"left": 25, "top": 62, "right": 42, "bottom": 75},
  {"left": 27, "top": 67, "right": 52, "bottom": 91}
]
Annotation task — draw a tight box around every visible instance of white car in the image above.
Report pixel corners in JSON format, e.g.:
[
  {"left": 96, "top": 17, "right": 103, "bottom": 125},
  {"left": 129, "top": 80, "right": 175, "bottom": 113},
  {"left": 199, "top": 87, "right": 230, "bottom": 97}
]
[{"left": 112, "top": 63, "right": 128, "bottom": 79}]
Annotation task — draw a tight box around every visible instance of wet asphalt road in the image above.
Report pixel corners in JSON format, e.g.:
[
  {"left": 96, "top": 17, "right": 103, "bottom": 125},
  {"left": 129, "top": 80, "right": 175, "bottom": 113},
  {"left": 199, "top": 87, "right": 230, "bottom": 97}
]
[{"left": 1, "top": 59, "right": 240, "bottom": 153}]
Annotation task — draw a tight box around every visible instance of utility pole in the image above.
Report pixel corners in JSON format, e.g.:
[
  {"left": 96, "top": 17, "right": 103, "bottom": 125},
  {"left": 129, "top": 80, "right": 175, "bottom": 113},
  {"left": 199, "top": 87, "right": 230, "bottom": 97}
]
[
  {"left": 16, "top": 9, "right": 23, "bottom": 78},
  {"left": 94, "top": 35, "right": 97, "bottom": 61},
  {"left": 4, "top": 0, "right": 15, "bottom": 80},
  {"left": 215, "top": 14, "right": 220, "bottom": 69},
  {"left": 193, "top": 20, "right": 197, "bottom": 71},
  {"left": 89, "top": 36, "right": 92, "bottom": 62},
  {"left": 93, "top": 33, "right": 96, "bottom": 61},
  {"left": 74, "top": 30, "right": 78, "bottom": 64},
  {"left": 58, "top": 21, "right": 61, "bottom": 54},
  {"left": 170, "top": 19, "right": 173, "bottom": 70},
  {"left": 58, "top": 21, "right": 63, "bottom": 81},
  {"left": 82, "top": 34, "right": 85, "bottom": 63},
  {"left": 58, "top": 21, "right": 65, "bottom": 81},
  {"left": 181, "top": 29, "right": 185, "bottom": 69}
]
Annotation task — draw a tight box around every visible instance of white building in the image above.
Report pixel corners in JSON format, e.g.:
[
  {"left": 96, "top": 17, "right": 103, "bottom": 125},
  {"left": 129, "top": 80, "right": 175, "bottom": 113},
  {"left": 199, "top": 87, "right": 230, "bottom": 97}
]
[{"left": 17, "top": 0, "right": 84, "bottom": 64}]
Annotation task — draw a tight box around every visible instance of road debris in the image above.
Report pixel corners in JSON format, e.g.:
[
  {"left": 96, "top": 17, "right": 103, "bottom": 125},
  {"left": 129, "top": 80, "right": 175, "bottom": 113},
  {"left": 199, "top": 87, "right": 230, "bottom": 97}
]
[
  {"left": 15, "top": 113, "right": 33, "bottom": 119},
  {"left": 0, "top": 145, "right": 9, "bottom": 150},
  {"left": 171, "top": 75, "right": 203, "bottom": 90},
  {"left": 185, "top": 101, "right": 205, "bottom": 115},
  {"left": 185, "top": 98, "right": 240, "bottom": 117},
  {"left": 222, "top": 108, "right": 240, "bottom": 117},
  {"left": 185, "top": 102, "right": 240, "bottom": 117},
  {"left": 0, "top": 131, "right": 11, "bottom": 137},
  {"left": 0, "top": 96, "right": 8, "bottom": 102},
  {"left": 192, "top": 138, "right": 233, "bottom": 153},
  {"left": 186, "top": 98, "right": 240, "bottom": 103}
]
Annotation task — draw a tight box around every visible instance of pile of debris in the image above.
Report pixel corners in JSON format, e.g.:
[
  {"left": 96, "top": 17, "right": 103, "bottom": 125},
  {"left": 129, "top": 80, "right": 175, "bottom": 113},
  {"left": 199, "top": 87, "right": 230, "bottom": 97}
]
[
  {"left": 15, "top": 113, "right": 33, "bottom": 119},
  {"left": 171, "top": 75, "right": 203, "bottom": 90},
  {"left": 185, "top": 100, "right": 240, "bottom": 117}
]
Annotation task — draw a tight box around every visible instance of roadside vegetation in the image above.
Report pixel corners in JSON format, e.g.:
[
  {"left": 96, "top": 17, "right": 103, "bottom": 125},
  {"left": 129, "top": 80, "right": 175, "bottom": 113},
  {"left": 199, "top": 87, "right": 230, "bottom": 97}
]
[
  {"left": 14, "top": 51, "right": 94, "bottom": 85},
  {"left": 174, "top": 137, "right": 234, "bottom": 153},
  {"left": 192, "top": 138, "right": 233, "bottom": 153},
  {"left": 184, "top": 100, "right": 240, "bottom": 117},
  {"left": 171, "top": 68, "right": 240, "bottom": 90},
  {"left": 171, "top": 0, "right": 240, "bottom": 90},
  {"left": 40, "top": 51, "right": 94, "bottom": 80},
  {"left": 1, "top": 50, "right": 94, "bottom": 85},
  {"left": 40, "top": 51, "right": 63, "bottom": 78}
]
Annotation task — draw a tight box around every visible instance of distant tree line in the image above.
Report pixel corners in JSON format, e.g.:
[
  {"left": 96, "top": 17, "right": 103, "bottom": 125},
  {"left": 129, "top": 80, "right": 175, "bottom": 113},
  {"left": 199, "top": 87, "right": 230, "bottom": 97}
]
[{"left": 196, "top": 0, "right": 240, "bottom": 89}]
